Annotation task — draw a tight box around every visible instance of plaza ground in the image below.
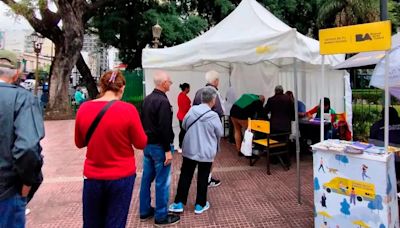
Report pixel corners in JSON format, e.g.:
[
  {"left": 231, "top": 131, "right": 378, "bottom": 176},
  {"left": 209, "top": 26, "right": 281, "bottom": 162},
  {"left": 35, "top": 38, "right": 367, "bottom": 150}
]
[{"left": 26, "top": 120, "right": 314, "bottom": 228}]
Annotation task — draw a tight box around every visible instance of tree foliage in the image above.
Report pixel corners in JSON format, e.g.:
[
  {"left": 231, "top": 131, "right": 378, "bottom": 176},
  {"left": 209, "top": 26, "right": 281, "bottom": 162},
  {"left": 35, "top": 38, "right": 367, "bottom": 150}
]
[
  {"left": 1, "top": 0, "right": 124, "bottom": 118},
  {"left": 91, "top": 1, "right": 208, "bottom": 69},
  {"left": 389, "top": 1, "right": 400, "bottom": 30},
  {"left": 317, "top": 0, "right": 379, "bottom": 29}
]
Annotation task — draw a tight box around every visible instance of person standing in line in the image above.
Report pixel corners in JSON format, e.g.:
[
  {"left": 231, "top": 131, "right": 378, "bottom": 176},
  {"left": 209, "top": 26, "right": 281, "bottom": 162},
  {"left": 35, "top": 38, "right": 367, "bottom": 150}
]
[
  {"left": 140, "top": 71, "right": 180, "bottom": 227},
  {"left": 169, "top": 87, "right": 223, "bottom": 214},
  {"left": 75, "top": 71, "right": 147, "bottom": 228},
  {"left": 0, "top": 50, "right": 44, "bottom": 228},
  {"left": 177, "top": 83, "right": 191, "bottom": 153},
  {"left": 225, "top": 85, "right": 237, "bottom": 144},
  {"left": 193, "top": 70, "right": 223, "bottom": 187},
  {"left": 264, "top": 85, "right": 294, "bottom": 134}
]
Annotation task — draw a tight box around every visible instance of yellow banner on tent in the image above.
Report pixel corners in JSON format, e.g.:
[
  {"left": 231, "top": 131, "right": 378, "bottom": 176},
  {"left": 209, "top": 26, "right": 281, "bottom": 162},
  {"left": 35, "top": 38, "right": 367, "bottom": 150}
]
[{"left": 319, "top": 21, "right": 391, "bottom": 55}]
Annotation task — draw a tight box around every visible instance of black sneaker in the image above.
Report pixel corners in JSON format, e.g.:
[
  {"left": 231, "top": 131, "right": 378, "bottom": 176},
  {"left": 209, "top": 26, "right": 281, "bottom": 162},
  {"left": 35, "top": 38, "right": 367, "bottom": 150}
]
[
  {"left": 154, "top": 214, "right": 180, "bottom": 227},
  {"left": 140, "top": 207, "right": 154, "bottom": 221},
  {"left": 208, "top": 178, "right": 221, "bottom": 187}
]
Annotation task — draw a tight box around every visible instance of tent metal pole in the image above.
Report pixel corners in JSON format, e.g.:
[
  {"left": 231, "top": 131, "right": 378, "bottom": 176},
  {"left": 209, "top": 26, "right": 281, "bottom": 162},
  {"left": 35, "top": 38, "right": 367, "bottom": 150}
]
[
  {"left": 321, "top": 55, "right": 325, "bottom": 142},
  {"left": 293, "top": 58, "right": 301, "bottom": 204},
  {"left": 384, "top": 51, "right": 389, "bottom": 151}
]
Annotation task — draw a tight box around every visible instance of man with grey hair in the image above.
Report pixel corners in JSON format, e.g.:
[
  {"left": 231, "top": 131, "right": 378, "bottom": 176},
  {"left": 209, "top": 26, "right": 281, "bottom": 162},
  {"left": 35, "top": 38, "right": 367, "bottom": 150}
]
[
  {"left": 169, "top": 86, "right": 223, "bottom": 214},
  {"left": 193, "top": 70, "right": 224, "bottom": 117},
  {"left": 192, "top": 70, "right": 224, "bottom": 187},
  {"left": 140, "top": 71, "right": 180, "bottom": 226},
  {"left": 0, "top": 50, "right": 44, "bottom": 227}
]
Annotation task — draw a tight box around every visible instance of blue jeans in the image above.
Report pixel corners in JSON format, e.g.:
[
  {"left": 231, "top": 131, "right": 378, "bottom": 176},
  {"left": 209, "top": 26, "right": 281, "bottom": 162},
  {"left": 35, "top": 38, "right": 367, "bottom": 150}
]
[
  {"left": 0, "top": 193, "right": 26, "bottom": 228},
  {"left": 83, "top": 174, "right": 136, "bottom": 228},
  {"left": 140, "top": 144, "right": 171, "bottom": 221}
]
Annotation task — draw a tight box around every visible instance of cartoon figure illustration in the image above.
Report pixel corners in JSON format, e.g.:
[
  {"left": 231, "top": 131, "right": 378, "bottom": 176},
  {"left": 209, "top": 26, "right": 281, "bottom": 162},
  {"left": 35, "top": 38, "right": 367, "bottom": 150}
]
[
  {"left": 319, "top": 157, "right": 325, "bottom": 173},
  {"left": 349, "top": 187, "right": 356, "bottom": 205},
  {"left": 321, "top": 221, "right": 328, "bottom": 228},
  {"left": 361, "top": 164, "right": 370, "bottom": 180},
  {"left": 339, "top": 181, "right": 346, "bottom": 193},
  {"left": 321, "top": 193, "right": 327, "bottom": 208}
]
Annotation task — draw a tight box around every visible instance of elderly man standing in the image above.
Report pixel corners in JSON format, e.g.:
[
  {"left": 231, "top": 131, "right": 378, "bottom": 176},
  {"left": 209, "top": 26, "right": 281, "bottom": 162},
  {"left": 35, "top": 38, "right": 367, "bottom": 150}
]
[
  {"left": 264, "top": 85, "right": 294, "bottom": 134},
  {"left": 140, "top": 71, "right": 180, "bottom": 226},
  {"left": 193, "top": 70, "right": 223, "bottom": 187},
  {"left": 0, "top": 50, "right": 44, "bottom": 227}
]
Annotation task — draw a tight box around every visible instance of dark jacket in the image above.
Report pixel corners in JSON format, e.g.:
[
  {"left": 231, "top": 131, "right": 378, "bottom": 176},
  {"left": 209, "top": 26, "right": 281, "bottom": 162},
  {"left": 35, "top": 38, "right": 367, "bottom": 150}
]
[
  {"left": 370, "top": 120, "right": 400, "bottom": 144},
  {"left": 264, "top": 93, "right": 294, "bottom": 133},
  {"left": 193, "top": 84, "right": 224, "bottom": 117},
  {"left": 141, "top": 89, "right": 174, "bottom": 152},
  {"left": 0, "top": 82, "right": 44, "bottom": 201},
  {"left": 230, "top": 100, "right": 264, "bottom": 120}
]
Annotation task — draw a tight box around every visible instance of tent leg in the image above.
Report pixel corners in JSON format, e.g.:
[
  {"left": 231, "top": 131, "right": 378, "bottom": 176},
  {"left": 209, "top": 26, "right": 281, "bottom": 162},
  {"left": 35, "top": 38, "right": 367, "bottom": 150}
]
[
  {"left": 293, "top": 58, "right": 301, "bottom": 204},
  {"left": 384, "top": 51, "right": 390, "bottom": 151}
]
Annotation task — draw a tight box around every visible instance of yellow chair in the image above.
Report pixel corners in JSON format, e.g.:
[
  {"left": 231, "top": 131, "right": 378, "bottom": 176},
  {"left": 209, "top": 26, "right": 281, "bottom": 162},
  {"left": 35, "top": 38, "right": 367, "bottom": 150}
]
[{"left": 248, "top": 118, "right": 290, "bottom": 175}]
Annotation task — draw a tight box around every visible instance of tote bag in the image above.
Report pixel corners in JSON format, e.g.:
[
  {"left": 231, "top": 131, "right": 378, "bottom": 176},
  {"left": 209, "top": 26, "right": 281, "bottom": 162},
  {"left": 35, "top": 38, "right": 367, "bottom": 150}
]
[{"left": 240, "top": 129, "right": 253, "bottom": 156}]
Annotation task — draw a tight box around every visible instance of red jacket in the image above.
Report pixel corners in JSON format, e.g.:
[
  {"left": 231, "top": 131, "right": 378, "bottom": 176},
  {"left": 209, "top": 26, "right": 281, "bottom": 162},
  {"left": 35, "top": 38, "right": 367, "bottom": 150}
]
[
  {"left": 75, "top": 101, "right": 147, "bottom": 180},
  {"left": 177, "top": 92, "right": 191, "bottom": 121}
]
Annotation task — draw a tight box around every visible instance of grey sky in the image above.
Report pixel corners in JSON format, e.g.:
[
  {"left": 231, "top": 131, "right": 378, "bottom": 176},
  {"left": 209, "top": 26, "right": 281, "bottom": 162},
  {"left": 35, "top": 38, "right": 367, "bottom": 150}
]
[{"left": 0, "top": 2, "right": 32, "bottom": 30}]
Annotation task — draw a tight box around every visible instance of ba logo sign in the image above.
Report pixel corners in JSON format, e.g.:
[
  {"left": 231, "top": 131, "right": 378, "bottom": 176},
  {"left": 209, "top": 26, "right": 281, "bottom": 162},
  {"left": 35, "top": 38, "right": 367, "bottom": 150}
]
[{"left": 355, "top": 33, "right": 373, "bottom": 42}]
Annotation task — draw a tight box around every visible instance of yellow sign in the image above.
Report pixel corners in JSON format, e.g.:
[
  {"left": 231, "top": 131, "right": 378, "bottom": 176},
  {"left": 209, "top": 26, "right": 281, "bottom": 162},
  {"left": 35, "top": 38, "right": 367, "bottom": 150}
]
[{"left": 319, "top": 21, "right": 391, "bottom": 55}]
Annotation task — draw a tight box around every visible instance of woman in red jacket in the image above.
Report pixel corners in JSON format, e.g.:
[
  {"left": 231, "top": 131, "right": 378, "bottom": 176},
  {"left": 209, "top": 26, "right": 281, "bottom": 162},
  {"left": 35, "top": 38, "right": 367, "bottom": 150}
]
[
  {"left": 75, "top": 71, "right": 147, "bottom": 228},
  {"left": 177, "top": 83, "right": 191, "bottom": 153}
]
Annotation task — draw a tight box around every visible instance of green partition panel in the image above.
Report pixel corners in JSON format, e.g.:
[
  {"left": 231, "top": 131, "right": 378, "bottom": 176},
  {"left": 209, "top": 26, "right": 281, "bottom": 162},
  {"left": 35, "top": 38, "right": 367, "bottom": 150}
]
[{"left": 121, "top": 69, "right": 144, "bottom": 113}]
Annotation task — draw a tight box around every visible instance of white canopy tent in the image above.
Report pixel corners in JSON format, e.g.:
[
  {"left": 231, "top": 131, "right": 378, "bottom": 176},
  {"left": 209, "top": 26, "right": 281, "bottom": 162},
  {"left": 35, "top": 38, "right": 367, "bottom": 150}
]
[{"left": 142, "top": 0, "right": 351, "bottom": 203}]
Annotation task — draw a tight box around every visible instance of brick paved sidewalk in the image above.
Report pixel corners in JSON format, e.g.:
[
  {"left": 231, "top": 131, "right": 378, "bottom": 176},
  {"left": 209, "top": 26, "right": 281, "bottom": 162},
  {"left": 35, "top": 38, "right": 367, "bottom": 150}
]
[{"left": 26, "top": 120, "right": 314, "bottom": 228}]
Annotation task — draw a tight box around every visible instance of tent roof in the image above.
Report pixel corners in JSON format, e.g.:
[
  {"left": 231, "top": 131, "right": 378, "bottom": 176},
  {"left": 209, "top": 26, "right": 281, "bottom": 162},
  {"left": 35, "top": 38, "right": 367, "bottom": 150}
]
[
  {"left": 333, "top": 33, "right": 400, "bottom": 70},
  {"left": 142, "top": 0, "right": 343, "bottom": 69}
]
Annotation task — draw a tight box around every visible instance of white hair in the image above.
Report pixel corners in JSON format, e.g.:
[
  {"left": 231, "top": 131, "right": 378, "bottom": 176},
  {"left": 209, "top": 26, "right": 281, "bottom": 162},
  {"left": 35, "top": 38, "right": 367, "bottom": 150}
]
[
  {"left": 0, "top": 67, "right": 16, "bottom": 78},
  {"left": 205, "top": 70, "right": 219, "bottom": 84},
  {"left": 153, "top": 71, "right": 168, "bottom": 86}
]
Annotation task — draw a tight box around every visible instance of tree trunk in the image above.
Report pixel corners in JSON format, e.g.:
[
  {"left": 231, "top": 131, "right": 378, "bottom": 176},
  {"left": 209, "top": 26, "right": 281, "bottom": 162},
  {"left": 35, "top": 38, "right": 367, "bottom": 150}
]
[
  {"left": 45, "top": 41, "right": 82, "bottom": 119},
  {"left": 76, "top": 53, "right": 99, "bottom": 99}
]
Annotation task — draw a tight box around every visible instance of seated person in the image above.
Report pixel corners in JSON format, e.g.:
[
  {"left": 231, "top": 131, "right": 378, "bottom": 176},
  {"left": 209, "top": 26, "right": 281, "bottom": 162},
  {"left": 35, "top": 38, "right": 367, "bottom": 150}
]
[
  {"left": 336, "top": 120, "right": 352, "bottom": 141},
  {"left": 230, "top": 94, "right": 265, "bottom": 154},
  {"left": 306, "top": 97, "right": 337, "bottom": 123},
  {"left": 370, "top": 107, "right": 400, "bottom": 145},
  {"left": 285, "top": 91, "right": 306, "bottom": 118}
]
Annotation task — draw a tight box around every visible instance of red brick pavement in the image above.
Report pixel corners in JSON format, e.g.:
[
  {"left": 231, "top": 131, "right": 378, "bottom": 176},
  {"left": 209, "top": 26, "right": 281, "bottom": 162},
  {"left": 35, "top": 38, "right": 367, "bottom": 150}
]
[{"left": 26, "top": 120, "right": 314, "bottom": 228}]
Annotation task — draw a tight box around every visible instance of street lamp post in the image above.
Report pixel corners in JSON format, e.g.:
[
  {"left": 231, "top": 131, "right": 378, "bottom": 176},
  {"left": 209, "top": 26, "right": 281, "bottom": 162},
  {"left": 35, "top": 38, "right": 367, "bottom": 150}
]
[
  {"left": 28, "top": 32, "right": 44, "bottom": 95},
  {"left": 152, "top": 21, "right": 162, "bottom": 48}
]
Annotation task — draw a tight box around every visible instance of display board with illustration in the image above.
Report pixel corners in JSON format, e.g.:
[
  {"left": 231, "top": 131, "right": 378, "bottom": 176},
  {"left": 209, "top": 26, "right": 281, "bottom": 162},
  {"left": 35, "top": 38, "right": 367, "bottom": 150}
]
[{"left": 313, "top": 144, "right": 399, "bottom": 228}]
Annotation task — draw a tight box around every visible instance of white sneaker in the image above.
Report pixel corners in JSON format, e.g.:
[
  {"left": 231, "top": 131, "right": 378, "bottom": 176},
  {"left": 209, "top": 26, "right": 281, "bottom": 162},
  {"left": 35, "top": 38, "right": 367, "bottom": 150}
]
[
  {"left": 177, "top": 148, "right": 182, "bottom": 153},
  {"left": 25, "top": 208, "right": 31, "bottom": 215}
]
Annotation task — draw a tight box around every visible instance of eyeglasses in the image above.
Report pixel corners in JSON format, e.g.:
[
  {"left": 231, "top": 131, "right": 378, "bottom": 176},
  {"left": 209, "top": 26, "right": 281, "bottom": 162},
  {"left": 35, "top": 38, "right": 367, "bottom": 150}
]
[{"left": 165, "top": 80, "right": 173, "bottom": 84}]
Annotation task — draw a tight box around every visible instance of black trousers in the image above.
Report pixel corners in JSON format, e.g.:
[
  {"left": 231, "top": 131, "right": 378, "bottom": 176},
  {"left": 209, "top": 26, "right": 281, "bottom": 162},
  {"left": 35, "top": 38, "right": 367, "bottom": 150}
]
[
  {"left": 178, "top": 120, "right": 186, "bottom": 148},
  {"left": 174, "top": 157, "right": 212, "bottom": 207}
]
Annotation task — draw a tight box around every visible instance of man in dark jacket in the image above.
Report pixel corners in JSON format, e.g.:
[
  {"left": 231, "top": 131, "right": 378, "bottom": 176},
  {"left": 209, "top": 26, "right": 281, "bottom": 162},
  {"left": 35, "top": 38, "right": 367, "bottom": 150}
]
[
  {"left": 264, "top": 85, "right": 294, "bottom": 133},
  {"left": 0, "top": 50, "right": 44, "bottom": 227},
  {"left": 140, "top": 71, "right": 180, "bottom": 226}
]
